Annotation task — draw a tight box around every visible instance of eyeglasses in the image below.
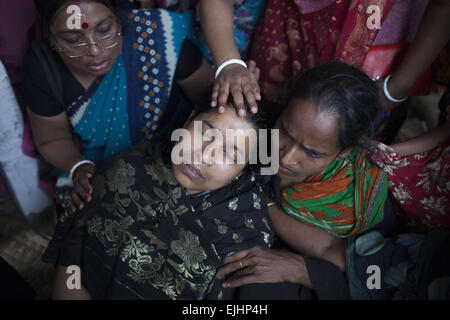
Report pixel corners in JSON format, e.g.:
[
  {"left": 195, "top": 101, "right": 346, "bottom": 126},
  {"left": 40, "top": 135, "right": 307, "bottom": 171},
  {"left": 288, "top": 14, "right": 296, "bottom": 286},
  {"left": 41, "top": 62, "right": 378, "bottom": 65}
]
[{"left": 54, "top": 32, "right": 122, "bottom": 58}]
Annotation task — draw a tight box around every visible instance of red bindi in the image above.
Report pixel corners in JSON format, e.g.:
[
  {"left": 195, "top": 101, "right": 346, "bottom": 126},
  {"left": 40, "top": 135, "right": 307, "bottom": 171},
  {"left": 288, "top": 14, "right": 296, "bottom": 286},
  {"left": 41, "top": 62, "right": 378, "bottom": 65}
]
[{"left": 82, "top": 22, "right": 89, "bottom": 29}]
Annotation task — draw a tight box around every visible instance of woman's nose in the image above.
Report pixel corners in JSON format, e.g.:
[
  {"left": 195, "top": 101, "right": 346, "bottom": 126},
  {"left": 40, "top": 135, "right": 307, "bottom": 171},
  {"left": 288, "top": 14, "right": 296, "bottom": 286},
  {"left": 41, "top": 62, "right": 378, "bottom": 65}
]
[
  {"left": 193, "top": 146, "right": 203, "bottom": 164},
  {"left": 87, "top": 38, "right": 102, "bottom": 57},
  {"left": 280, "top": 144, "right": 298, "bottom": 166},
  {"left": 202, "top": 141, "right": 220, "bottom": 166}
]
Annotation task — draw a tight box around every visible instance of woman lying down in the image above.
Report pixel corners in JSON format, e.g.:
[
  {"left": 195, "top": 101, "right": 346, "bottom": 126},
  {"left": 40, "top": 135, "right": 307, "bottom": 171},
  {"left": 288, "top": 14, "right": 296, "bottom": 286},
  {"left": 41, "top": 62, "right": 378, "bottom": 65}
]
[{"left": 43, "top": 95, "right": 274, "bottom": 300}]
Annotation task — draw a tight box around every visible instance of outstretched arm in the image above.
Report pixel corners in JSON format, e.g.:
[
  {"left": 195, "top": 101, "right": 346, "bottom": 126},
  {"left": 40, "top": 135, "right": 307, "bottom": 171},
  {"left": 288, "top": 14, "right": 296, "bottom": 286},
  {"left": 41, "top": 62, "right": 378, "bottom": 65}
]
[
  {"left": 389, "top": 115, "right": 450, "bottom": 157},
  {"left": 27, "top": 110, "right": 95, "bottom": 212},
  {"left": 199, "top": 0, "right": 261, "bottom": 116},
  {"left": 380, "top": 0, "right": 450, "bottom": 110},
  {"left": 267, "top": 202, "right": 346, "bottom": 271}
]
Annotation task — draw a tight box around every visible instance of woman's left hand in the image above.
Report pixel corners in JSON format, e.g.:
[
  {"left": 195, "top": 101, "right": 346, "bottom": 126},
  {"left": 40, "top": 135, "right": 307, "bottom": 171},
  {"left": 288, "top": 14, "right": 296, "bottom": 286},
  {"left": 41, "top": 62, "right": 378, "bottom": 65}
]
[
  {"left": 216, "top": 246, "right": 312, "bottom": 288},
  {"left": 211, "top": 60, "right": 261, "bottom": 117}
]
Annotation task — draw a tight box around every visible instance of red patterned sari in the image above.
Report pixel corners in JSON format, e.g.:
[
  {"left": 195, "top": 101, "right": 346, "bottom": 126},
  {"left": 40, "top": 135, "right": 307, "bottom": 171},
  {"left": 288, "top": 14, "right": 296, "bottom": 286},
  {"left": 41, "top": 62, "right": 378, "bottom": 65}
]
[
  {"left": 249, "top": 0, "right": 428, "bottom": 120},
  {"left": 370, "top": 139, "right": 450, "bottom": 231}
]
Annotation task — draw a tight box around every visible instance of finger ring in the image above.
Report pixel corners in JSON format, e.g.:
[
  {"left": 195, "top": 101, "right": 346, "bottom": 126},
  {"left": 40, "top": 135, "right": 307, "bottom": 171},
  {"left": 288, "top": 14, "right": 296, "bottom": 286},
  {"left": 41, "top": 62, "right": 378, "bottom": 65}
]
[{"left": 239, "top": 260, "right": 244, "bottom": 269}]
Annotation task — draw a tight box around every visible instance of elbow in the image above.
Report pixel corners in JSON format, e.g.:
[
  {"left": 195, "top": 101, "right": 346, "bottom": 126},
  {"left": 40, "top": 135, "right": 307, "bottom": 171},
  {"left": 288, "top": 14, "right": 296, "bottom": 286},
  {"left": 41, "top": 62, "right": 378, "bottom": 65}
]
[{"left": 318, "top": 239, "right": 347, "bottom": 272}]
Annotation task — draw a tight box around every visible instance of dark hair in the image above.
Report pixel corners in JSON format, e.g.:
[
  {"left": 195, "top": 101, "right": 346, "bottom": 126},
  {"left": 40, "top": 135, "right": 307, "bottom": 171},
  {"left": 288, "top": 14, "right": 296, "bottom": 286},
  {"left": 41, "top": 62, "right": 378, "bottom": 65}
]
[
  {"left": 34, "top": 0, "right": 120, "bottom": 27},
  {"left": 287, "top": 61, "right": 379, "bottom": 149},
  {"left": 190, "top": 92, "right": 269, "bottom": 131}
]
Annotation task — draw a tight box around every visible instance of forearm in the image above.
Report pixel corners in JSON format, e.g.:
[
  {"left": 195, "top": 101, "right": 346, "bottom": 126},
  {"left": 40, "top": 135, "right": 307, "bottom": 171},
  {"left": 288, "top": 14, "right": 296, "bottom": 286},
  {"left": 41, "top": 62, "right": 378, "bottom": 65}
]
[
  {"left": 36, "top": 138, "right": 85, "bottom": 175},
  {"left": 28, "top": 110, "right": 85, "bottom": 175},
  {"left": 390, "top": 122, "right": 450, "bottom": 157},
  {"left": 268, "top": 203, "right": 346, "bottom": 270},
  {"left": 288, "top": 253, "right": 314, "bottom": 288},
  {"left": 199, "top": 0, "right": 240, "bottom": 65},
  {"left": 388, "top": 1, "right": 450, "bottom": 98}
]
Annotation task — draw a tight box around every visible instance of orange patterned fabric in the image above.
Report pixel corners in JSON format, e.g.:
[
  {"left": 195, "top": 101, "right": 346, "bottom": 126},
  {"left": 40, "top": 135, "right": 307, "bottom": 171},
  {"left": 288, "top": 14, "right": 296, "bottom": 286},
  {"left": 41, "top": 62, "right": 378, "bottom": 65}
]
[{"left": 282, "top": 147, "right": 389, "bottom": 237}]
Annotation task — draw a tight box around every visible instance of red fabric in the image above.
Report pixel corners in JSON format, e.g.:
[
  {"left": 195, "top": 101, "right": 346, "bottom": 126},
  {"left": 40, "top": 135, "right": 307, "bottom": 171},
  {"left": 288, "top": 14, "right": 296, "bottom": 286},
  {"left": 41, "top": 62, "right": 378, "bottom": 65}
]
[
  {"left": 249, "top": 0, "right": 395, "bottom": 120},
  {"left": 361, "top": 43, "right": 432, "bottom": 95},
  {"left": 370, "top": 140, "right": 450, "bottom": 230}
]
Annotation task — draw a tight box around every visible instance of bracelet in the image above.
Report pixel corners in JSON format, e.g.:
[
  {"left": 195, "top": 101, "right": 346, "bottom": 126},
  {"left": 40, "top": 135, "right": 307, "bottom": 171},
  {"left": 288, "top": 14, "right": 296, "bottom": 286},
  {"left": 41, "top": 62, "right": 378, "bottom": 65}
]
[
  {"left": 69, "top": 160, "right": 95, "bottom": 182},
  {"left": 215, "top": 59, "right": 247, "bottom": 79},
  {"left": 383, "top": 75, "right": 408, "bottom": 103},
  {"left": 267, "top": 202, "right": 277, "bottom": 207}
]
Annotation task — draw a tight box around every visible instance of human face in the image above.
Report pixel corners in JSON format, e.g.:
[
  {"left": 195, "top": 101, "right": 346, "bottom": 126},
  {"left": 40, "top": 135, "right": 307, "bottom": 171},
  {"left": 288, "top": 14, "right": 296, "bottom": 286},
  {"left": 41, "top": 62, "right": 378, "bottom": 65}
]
[
  {"left": 172, "top": 107, "right": 256, "bottom": 195},
  {"left": 50, "top": 1, "right": 122, "bottom": 78},
  {"left": 274, "top": 98, "right": 350, "bottom": 188}
]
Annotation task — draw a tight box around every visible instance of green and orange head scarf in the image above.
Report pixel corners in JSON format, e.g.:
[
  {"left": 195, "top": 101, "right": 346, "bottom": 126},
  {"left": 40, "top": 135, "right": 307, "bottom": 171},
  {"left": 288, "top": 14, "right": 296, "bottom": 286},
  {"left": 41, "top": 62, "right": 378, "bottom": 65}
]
[{"left": 282, "top": 147, "right": 388, "bottom": 238}]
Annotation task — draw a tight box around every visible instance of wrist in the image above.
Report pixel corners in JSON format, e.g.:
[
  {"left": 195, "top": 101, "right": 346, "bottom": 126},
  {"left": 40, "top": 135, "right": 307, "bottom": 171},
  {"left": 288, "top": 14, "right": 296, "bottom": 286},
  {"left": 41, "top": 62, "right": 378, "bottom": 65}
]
[
  {"left": 285, "top": 252, "right": 308, "bottom": 284},
  {"left": 215, "top": 59, "right": 247, "bottom": 79},
  {"left": 386, "top": 74, "right": 410, "bottom": 100},
  {"left": 69, "top": 160, "right": 95, "bottom": 182}
]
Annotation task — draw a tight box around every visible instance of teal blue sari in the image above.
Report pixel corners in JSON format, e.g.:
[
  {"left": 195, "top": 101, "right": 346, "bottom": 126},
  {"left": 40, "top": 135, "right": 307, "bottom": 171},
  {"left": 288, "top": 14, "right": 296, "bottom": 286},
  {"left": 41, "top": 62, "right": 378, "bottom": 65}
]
[{"left": 56, "top": 9, "right": 193, "bottom": 206}]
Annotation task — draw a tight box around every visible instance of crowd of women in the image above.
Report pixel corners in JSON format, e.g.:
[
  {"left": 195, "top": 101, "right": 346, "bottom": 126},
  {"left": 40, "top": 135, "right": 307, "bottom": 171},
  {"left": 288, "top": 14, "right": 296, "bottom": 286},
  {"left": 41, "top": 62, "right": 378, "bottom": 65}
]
[{"left": 0, "top": 0, "right": 449, "bottom": 299}]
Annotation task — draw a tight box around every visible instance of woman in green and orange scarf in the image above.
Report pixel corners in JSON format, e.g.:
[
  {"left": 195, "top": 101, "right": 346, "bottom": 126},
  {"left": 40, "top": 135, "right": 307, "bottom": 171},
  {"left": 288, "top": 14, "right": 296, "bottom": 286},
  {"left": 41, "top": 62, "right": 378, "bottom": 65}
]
[
  {"left": 216, "top": 61, "right": 391, "bottom": 298},
  {"left": 282, "top": 146, "right": 388, "bottom": 238}
]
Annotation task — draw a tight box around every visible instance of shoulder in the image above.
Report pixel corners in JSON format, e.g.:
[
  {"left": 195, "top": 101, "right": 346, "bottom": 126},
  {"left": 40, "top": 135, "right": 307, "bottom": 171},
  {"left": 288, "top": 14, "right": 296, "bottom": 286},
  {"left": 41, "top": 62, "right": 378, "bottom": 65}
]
[
  {"left": 22, "top": 42, "right": 49, "bottom": 80},
  {"left": 22, "top": 42, "right": 67, "bottom": 116}
]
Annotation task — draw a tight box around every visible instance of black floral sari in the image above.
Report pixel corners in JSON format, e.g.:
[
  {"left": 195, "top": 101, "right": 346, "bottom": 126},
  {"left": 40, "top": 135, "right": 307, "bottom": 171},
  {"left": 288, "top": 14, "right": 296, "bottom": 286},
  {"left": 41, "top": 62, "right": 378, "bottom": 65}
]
[{"left": 43, "top": 140, "right": 273, "bottom": 300}]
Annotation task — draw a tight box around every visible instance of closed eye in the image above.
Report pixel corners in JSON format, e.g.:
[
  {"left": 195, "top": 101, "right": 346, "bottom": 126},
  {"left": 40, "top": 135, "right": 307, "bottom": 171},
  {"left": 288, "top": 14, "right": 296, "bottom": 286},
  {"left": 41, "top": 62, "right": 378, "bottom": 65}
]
[
  {"left": 64, "top": 37, "right": 82, "bottom": 44},
  {"left": 97, "top": 25, "right": 112, "bottom": 34}
]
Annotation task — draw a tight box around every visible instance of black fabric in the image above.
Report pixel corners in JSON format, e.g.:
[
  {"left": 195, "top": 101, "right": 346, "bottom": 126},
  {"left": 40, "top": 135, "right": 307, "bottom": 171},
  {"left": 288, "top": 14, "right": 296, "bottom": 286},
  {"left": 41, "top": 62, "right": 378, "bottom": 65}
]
[
  {"left": 371, "top": 193, "right": 398, "bottom": 237},
  {"left": 377, "top": 101, "right": 409, "bottom": 145},
  {"left": 304, "top": 256, "right": 350, "bottom": 300},
  {"left": 232, "top": 195, "right": 398, "bottom": 300},
  {"left": 22, "top": 42, "right": 84, "bottom": 117},
  {"left": 43, "top": 140, "right": 274, "bottom": 299},
  {"left": 22, "top": 38, "right": 203, "bottom": 118},
  {"left": 152, "top": 39, "right": 204, "bottom": 138},
  {"left": 302, "top": 195, "right": 397, "bottom": 299},
  {"left": 174, "top": 38, "right": 203, "bottom": 80},
  {"left": 234, "top": 282, "right": 302, "bottom": 300},
  {"left": 0, "top": 257, "right": 35, "bottom": 300},
  {"left": 438, "top": 84, "right": 449, "bottom": 126},
  {"left": 30, "top": 42, "right": 65, "bottom": 107}
]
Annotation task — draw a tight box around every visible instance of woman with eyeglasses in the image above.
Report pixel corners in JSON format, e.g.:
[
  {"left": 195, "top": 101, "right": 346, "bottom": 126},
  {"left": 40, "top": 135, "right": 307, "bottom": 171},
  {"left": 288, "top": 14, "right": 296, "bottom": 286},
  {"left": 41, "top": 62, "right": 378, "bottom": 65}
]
[{"left": 23, "top": 0, "right": 214, "bottom": 212}]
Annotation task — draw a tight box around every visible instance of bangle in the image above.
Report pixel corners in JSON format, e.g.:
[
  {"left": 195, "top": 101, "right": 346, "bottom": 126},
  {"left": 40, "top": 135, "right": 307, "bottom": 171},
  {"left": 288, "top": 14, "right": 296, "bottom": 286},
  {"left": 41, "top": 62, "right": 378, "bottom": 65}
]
[
  {"left": 267, "top": 201, "right": 277, "bottom": 207},
  {"left": 215, "top": 59, "right": 247, "bottom": 79},
  {"left": 383, "top": 75, "right": 408, "bottom": 103},
  {"left": 69, "top": 160, "right": 95, "bottom": 182}
]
